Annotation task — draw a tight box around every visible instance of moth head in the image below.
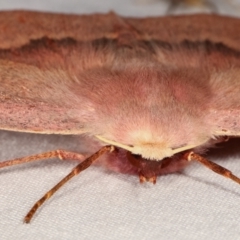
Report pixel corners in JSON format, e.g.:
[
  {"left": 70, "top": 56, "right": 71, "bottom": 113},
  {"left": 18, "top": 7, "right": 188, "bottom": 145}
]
[{"left": 86, "top": 66, "right": 212, "bottom": 160}]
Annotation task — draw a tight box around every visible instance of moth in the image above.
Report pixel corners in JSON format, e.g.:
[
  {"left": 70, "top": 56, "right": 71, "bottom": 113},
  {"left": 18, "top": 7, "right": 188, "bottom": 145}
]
[{"left": 0, "top": 11, "right": 240, "bottom": 223}]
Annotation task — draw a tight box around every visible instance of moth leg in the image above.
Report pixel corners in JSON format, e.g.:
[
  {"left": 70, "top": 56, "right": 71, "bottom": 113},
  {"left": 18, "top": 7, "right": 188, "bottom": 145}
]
[
  {"left": 0, "top": 149, "right": 87, "bottom": 169},
  {"left": 186, "top": 151, "right": 240, "bottom": 185},
  {"left": 24, "top": 145, "right": 114, "bottom": 223}
]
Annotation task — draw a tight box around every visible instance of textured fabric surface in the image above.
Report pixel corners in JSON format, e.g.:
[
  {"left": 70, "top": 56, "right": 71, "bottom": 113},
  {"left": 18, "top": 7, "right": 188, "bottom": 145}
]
[{"left": 1, "top": 1, "right": 240, "bottom": 239}]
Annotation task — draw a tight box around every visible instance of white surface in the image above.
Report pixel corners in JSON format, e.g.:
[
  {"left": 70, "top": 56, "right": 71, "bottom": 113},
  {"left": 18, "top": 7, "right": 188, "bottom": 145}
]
[{"left": 1, "top": 1, "right": 240, "bottom": 240}]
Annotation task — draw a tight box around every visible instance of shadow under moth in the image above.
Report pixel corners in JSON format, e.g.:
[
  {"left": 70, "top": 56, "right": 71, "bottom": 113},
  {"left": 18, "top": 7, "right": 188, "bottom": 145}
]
[{"left": 0, "top": 10, "right": 240, "bottom": 223}]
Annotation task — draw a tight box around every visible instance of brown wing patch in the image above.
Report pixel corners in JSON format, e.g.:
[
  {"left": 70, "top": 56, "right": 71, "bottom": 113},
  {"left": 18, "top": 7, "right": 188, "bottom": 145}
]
[
  {"left": 126, "top": 14, "right": 240, "bottom": 52},
  {"left": 0, "top": 11, "right": 121, "bottom": 49}
]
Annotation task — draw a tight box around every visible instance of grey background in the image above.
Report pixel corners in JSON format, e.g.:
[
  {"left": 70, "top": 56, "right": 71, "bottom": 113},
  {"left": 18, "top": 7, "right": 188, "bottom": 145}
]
[{"left": 0, "top": 0, "right": 240, "bottom": 239}]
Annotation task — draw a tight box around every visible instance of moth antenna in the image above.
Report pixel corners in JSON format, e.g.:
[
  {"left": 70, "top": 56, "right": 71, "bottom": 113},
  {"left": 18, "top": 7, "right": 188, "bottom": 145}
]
[
  {"left": 186, "top": 151, "right": 240, "bottom": 185},
  {"left": 24, "top": 145, "right": 114, "bottom": 223}
]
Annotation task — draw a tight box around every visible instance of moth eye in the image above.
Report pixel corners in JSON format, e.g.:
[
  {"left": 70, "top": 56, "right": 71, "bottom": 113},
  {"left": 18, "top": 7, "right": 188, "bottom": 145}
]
[{"left": 131, "top": 153, "right": 142, "bottom": 159}]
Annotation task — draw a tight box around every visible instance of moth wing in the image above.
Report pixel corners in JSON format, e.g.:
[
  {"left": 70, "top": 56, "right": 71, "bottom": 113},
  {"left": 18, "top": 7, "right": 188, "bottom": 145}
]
[
  {"left": 0, "top": 11, "right": 121, "bottom": 49},
  {"left": 127, "top": 14, "right": 240, "bottom": 137},
  {"left": 0, "top": 59, "right": 91, "bottom": 134},
  {"left": 126, "top": 14, "right": 240, "bottom": 52},
  {"left": 207, "top": 67, "right": 240, "bottom": 137},
  {"left": 0, "top": 11, "right": 137, "bottom": 135},
  {"left": 1, "top": 12, "right": 240, "bottom": 138}
]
